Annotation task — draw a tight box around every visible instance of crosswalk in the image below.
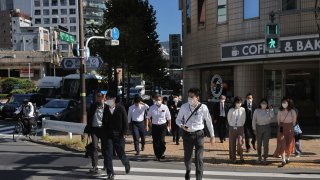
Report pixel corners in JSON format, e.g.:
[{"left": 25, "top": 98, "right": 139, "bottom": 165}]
[
  {"left": 90, "top": 166, "right": 320, "bottom": 180},
  {"left": 0, "top": 124, "right": 42, "bottom": 139}
]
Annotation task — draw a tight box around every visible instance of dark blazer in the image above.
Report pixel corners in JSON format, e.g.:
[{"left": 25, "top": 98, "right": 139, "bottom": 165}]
[
  {"left": 213, "top": 102, "right": 229, "bottom": 120},
  {"left": 167, "top": 100, "right": 182, "bottom": 120},
  {"left": 87, "top": 103, "right": 99, "bottom": 127},
  {"left": 102, "top": 104, "right": 128, "bottom": 138},
  {"left": 242, "top": 100, "right": 257, "bottom": 127}
]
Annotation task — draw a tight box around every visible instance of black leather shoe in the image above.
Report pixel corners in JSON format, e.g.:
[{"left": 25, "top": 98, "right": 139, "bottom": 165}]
[
  {"left": 141, "top": 146, "right": 145, "bottom": 151},
  {"left": 161, "top": 155, "right": 165, "bottom": 159},
  {"left": 106, "top": 174, "right": 115, "bottom": 180},
  {"left": 125, "top": 163, "right": 131, "bottom": 174},
  {"left": 135, "top": 151, "right": 140, "bottom": 155},
  {"left": 185, "top": 171, "right": 190, "bottom": 180}
]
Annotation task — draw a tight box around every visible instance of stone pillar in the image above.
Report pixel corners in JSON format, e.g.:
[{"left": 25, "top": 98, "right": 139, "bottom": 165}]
[{"left": 233, "top": 64, "right": 263, "bottom": 103}]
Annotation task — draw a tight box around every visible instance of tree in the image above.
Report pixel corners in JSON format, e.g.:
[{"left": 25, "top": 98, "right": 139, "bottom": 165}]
[
  {"left": 92, "top": 0, "right": 168, "bottom": 99},
  {"left": 0, "top": 78, "right": 35, "bottom": 94}
]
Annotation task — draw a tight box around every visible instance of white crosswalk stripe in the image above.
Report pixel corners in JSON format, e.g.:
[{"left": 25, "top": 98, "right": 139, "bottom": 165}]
[
  {"left": 92, "top": 166, "right": 320, "bottom": 179},
  {"left": 0, "top": 125, "right": 42, "bottom": 138}
]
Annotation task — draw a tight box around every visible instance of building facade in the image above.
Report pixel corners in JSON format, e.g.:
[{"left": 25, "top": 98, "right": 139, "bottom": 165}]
[
  {"left": 13, "top": 26, "right": 50, "bottom": 51},
  {"left": 179, "top": 0, "right": 320, "bottom": 126}
]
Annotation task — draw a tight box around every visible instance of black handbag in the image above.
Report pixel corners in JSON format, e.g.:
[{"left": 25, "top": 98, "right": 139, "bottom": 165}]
[{"left": 84, "top": 136, "right": 94, "bottom": 158}]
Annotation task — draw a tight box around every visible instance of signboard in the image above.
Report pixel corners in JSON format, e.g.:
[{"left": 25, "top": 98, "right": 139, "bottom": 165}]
[
  {"left": 221, "top": 34, "right": 320, "bottom": 61},
  {"left": 169, "top": 34, "right": 181, "bottom": 66},
  {"left": 20, "top": 69, "right": 34, "bottom": 78},
  {"left": 59, "top": 31, "right": 75, "bottom": 43},
  {"left": 61, "top": 57, "right": 103, "bottom": 70}
]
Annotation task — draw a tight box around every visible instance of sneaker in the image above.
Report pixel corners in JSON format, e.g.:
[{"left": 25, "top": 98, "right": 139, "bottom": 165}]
[
  {"left": 296, "top": 154, "right": 301, "bottom": 157},
  {"left": 89, "top": 167, "right": 99, "bottom": 174}
]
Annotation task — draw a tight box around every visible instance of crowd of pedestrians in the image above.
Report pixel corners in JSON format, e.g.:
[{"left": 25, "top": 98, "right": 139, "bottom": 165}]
[{"left": 85, "top": 88, "right": 303, "bottom": 180}]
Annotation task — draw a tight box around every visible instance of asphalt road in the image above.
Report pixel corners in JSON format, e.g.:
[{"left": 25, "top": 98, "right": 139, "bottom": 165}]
[{"left": 0, "top": 119, "right": 320, "bottom": 180}]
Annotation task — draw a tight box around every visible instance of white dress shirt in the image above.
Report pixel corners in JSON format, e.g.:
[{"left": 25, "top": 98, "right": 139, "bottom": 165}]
[
  {"left": 15, "top": 102, "right": 35, "bottom": 118},
  {"left": 147, "top": 104, "right": 171, "bottom": 125},
  {"left": 176, "top": 103, "right": 215, "bottom": 137},
  {"left": 220, "top": 102, "right": 225, "bottom": 117},
  {"left": 128, "top": 103, "right": 149, "bottom": 123},
  {"left": 227, "top": 107, "right": 246, "bottom": 127}
]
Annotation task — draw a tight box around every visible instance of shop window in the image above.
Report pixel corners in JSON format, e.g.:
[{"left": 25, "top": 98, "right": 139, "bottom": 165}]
[
  {"left": 282, "top": 0, "right": 297, "bottom": 11},
  {"left": 217, "top": 0, "right": 227, "bottom": 23},
  {"left": 198, "top": 0, "right": 206, "bottom": 26},
  {"left": 186, "top": 0, "right": 191, "bottom": 33},
  {"left": 244, "top": 0, "right": 259, "bottom": 19}
]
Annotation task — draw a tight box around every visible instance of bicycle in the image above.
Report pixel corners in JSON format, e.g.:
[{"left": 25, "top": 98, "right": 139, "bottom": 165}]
[{"left": 12, "top": 115, "right": 38, "bottom": 141}]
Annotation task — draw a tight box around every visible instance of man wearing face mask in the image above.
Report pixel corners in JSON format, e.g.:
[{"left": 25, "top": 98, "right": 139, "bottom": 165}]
[
  {"left": 168, "top": 94, "right": 182, "bottom": 145},
  {"left": 102, "top": 92, "right": 130, "bottom": 180},
  {"left": 213, "top": 95, "right": 229, "bottom": 143},
  {"left": 146, "top": 94, "right": 171, "bottom": 161},
  {"left": 176, "top": 88, "right": 215, "bottom": 180},
  {"left": 86, "top": 93, "right": 107, "bottom": 173},
  {"left": 128, "top": 95, "right": 149, "bottom": 155},
  {"left": 242, "top": 93, "right": 257, "bottom": 152}
]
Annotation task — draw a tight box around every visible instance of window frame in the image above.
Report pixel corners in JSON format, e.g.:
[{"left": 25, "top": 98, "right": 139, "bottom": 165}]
[
  {"left": 243, "top": 0, "right": 260, "bottom": 20},
  {"left": 186, "top": 0, "right": 191, "bottom": 33},
  {"left": 281, "top": 0, "right": 299, "bottom": 11},
  {"left": 217, "top": 0, "right": 227, "bottom": 24},
  {"left": 197, "top": 0, "right": 206, "bottom": 27}
]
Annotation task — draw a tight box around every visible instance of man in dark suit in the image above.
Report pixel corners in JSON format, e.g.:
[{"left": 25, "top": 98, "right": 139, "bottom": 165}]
[
  {"left": 213, "top": 95, "right": 229, "bottom": 143},
  {"left": 242, "top": 93, "right": 257, "bottom": 152},
  {"left": 103, "top": 92, "right": 130, "bottom": 180},
  {"left": 167, "top": 94, "right": 182, "bottom": 145}
]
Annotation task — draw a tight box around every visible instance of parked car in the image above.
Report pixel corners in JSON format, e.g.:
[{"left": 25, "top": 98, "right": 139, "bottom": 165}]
[
  {"left": 0, "top": 93, "right": 47, "bottom": 119},
  {"left": 38, "top": 99, "right": 79, "bottom": 122}
]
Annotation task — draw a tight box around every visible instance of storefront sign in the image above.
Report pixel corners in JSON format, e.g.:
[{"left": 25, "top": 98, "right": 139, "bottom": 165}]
[
  {"left": 20, "top": 69, "right": 34, "bottom": 78},
  {"left": 221, "top": 34, "right": 320, "bottom": 61},
  {"left": 210, "top": 74, "right": 223, "bottom": 102}
]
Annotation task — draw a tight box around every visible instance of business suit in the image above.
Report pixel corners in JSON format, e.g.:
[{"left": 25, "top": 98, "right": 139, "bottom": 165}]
[
  {"left": 168, "top": 100, "right": 182, "bottom": 144},
  {"left": 242, "top": 100, "right": 257, "bottom": 151},
  {"left": 213, "top": 102, "right": 229, "bottom": 142},
  {"left": 102, "top": 104, "right": 130, "bottom": 177}
]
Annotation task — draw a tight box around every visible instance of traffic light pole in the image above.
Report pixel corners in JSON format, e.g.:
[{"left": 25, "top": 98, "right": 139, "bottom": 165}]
[{"left": 78, "top": 0, "right": 87, "bottom": 127}]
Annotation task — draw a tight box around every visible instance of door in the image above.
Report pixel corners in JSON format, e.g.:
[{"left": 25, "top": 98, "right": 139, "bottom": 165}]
[{"left": 264, "top": 70, "right": 283, "bottom": 107}]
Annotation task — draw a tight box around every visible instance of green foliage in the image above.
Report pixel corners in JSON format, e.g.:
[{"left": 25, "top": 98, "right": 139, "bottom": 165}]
[
  {"left": 0, "top": 78, "right": 35, "bottom": 94},
  {"left": 0, "top": 94, "right": 9, "bottom": 99},
  {"left": 93, "top": 0, "right": 168, "bottom": 83}
]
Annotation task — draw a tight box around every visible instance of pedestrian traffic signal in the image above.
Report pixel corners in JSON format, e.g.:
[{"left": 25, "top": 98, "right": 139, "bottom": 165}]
[{"left": 265, "top": 23, "right": 280, "bottom": 50}]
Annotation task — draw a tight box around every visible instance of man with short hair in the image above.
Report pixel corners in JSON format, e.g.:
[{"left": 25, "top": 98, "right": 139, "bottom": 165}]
[
  {"left": 213, "top": 95, "right": 229, "bottom": 143},
  {"left": 103, "top": 92, "right": 130, "bottom": 180},
  {"left": 168, "top": 93, "right": 182, "bottom": 145},
  {"left": 14, "top": 99, "right": 35, "bottom": 135},
  {"left": 146, "top": 95, "right": 171, "bottom": 161},
  {"left": 243, "top": 93, "right": 257, "bottom": 152},
  {"left": 176, "top": 88, "right": 215, "bottom": 180},
  {"left": 128, "top": 95, "right": 149, "bottom": 155}
]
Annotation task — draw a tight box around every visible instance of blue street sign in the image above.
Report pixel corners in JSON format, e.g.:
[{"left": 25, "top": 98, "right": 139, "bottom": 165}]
[
  {"left": 61, "top": 57, "right": 103, "bottom": 70},
  {"left": 111, "top": 27, "right": 120, "bottom": 40}
]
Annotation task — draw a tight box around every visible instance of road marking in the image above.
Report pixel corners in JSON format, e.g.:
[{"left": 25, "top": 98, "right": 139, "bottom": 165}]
[
  {"left": 97, "top": 174, "right": 229, "bottom": 180},
  {"left": 95, "top": 166, "right": 320, "bottom": 179},
  {"left": 0, "top": 125, "right": 15, "bottom": 132}
]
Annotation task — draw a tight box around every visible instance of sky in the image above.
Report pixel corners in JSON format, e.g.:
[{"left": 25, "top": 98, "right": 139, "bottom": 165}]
[{"left": 149, "top": 0, "right": 182, "bottom": 42}]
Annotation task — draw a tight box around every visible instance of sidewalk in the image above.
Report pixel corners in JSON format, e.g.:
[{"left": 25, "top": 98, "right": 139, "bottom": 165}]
[{"left": 124, "top": 135, "right": 320, "bottom": 169}]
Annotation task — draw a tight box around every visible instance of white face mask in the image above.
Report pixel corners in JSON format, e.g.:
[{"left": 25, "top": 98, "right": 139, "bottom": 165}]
[
  {"left": 261, "top": 104, "right": 267, "bottom": 109},
  {"left": 173, "top": 98, "right": 179, "bottom": 103},
  {"left": 235, "top": 103, "right": 242, "bottom": 109},
  {"left": 188, "top": 97, "right": 198, "bottom": 106},
  {"left": 220, "top": 99, "right": 226, "bottom": 103},
  {"left": 105, "top": 100, "right": 114, "bottom": 107},
  {"left": 155, "top": 100, "right": 162, "bottom": 106},
  {"left": 282, "top": 103, "right": 288, "bottom": 109},
  {"left": 247, "top": 99, "right": 253, "bottom": 103}
]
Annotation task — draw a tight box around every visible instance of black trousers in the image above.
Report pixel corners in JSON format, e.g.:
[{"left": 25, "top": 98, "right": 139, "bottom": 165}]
[
  {"left": 152, "top": 123, "right": 167, "bottom": 159},
  {"left": 104, "top": 135, "right": 130, "bottom": 175},
  {"left": 22, "top": 117, "right": 35, "bottom": 135},
  {"left": 171, "top": 119, "right": 180, "bottom": 143},
  {"left": 182, "top": 130, "right": 204, "bottom": 180},
  {"left": 132, "top": 121, "right": 146, "bottom": 152},
  {"left": 244, "top": 123, "right": 256, "bottom": 150},
  {"left": 90, "top": 127, "right": 105, "bottom": 167},
  {"left": 217, "top": 116, "right": 228, "bottom": 141}
]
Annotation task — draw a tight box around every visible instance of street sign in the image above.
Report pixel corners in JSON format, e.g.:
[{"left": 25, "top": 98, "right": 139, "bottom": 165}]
[
  {"left": 59, "top": 31, "right": 75, "bottom": 43},
  {"left": 111, "top": 27, "right": 120, "bottom": 40},
  {"left": 106, "top": 40, "right": 120, "bottom": 46},
  {"left": 61, "top": 57, "right": 103, "bottom": 70}
]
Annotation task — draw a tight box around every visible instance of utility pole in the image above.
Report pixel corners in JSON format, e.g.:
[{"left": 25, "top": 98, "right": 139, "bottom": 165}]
[{"left": 78, "top": 0, "right": 87, "bottom": 126}]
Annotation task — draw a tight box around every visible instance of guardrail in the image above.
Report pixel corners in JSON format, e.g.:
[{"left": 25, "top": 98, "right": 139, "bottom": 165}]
[{"left": 42, "top": 119, "right": 86, "bottom": 140}]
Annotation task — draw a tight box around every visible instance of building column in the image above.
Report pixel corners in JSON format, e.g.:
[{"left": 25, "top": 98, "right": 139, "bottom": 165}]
[
  {"left": 183, "top": 69, "right": 200, "bottom": 99},
  {"left": 233, "top": 64, "right": 263, "bottom": 103}
]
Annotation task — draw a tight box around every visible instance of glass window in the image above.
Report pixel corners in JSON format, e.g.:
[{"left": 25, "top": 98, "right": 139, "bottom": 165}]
[
  {"left": 69, "top": 8, "right": 76, "bottom": 14},
  {"left": 43, "top": 9, "right": 49, "bottom": 15},
  {"left": 61, "top": 9, "right": 68, "bottom": 15},
  {"left": 244, "top": 0, "right": 259, "bottom": 19},
  {"left": 69, "top": 0, "right": 76, "bottom": 6},
  {"left": 60, "top": 0, "right": 67, "bottom": 6},
  {"left": 34, "top": 10, "right": 41, "bottom": 15},
  {"left": 34, "top": 0, "right": 40, "bottom": 7},
  {"left": 44, "top": 18, "right": 50, "bottom": 24},
  {"left": 282, "top": 0, "right": 297, "bottom": 11},
  {"left": 217, "top": 0, "right": 227, "bottom": 23},
  {"left": 70, "top": 26, "right": 76, "bottom": 32},
  {"left": 186, "top": 0, "right": 191, "bottom": 33},
  {"left": 69, "top": 17, "right": 76, "bottom": 23},
  {"left": 52, "top": 9, "right": 58, "bottom": 15},
  {"left": 43, "top": 0, "right": 49, "bottom": 6},
  {"left": 52, "top": 18, "right": 58, "bottom": 24},
  {"left": 35, "top": 18, "right": 41, "bottom": 24},
  {"left": 52, "top": 0, "right": 58, "bottom": 6},
  {"left": 198, "top": 0, "right": 205, "bottom": 26},
  {"left": 61, "top": 17, "right": 67, "bottom": 24}
]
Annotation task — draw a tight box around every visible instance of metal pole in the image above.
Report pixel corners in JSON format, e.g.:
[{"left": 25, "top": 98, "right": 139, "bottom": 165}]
[
  {"left": 78, "top": 0, "right": 87, "bottom": 126},
  {"left": 28, "top": 63, "right": 31, "bottom": 80}
]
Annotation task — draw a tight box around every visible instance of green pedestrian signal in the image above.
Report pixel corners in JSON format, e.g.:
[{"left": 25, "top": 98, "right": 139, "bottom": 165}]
[{"left": 265, "top": 23, "right": 280, "bottom": 50}]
